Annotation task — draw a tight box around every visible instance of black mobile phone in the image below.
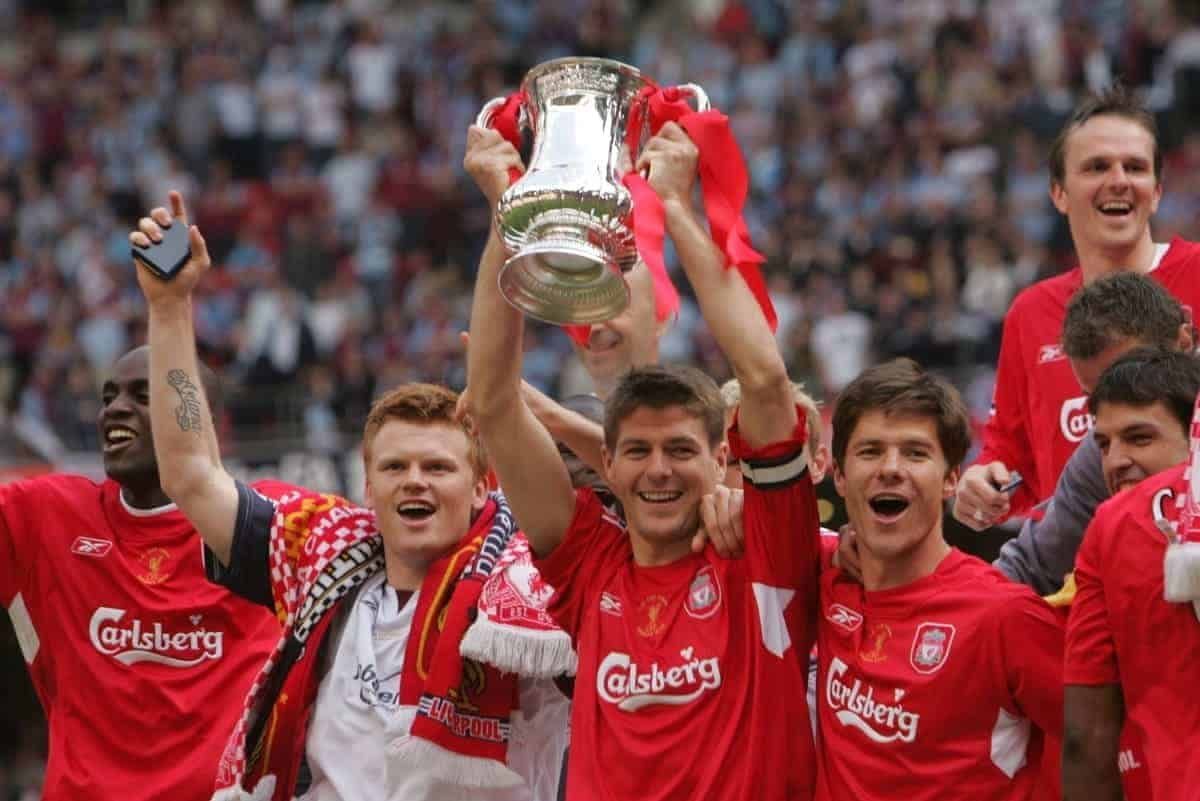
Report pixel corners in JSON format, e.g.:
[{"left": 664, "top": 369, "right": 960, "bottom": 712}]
[
  {"left": 131, "top": 221, "right": 191, "bottom": 281},
  {"left": 997, "top": 472, "right": 1024, "bottom": 494}
]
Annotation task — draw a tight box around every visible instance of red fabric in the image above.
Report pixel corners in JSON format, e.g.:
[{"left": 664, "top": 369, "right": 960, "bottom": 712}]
[
  {"left": 1066, "top": 465, "right": 1200, "bottom": 801},
  {"left": 401, "top": 498, "right": 521, "bottom": 766},
  {"left": 977, "top": 237, "right": 1200, "bottom": 517},
  {"left": 533, "top": 426, "right": 819, "bottom": 801},
  {"left": 0, "top": 476, "right": 281, "bottom": 801},
  {"left": 484, "top": 93, "right": 526, "bottom": 186},
  {"left": 816, "top": 550, "right": 1064, "bottom": 801}
]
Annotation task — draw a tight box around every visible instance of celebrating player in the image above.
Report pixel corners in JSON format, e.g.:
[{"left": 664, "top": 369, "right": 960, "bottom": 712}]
[
  {"left": 1063, "top": 348, "right": 1200, "bottom": 801},
  {"left": 464, "top": 120, "right": 820, "bottom": 800},
  {"left": 132, "top": 193, "right": 570, "bottom": 801},
  {"left": 817, "top": 359, "right": 1064, "bottom": 801},
  {"left": 956, "top": 85, "right": 1200, "bottom": 529},
  {"left": 994, "top": 273, "right": 1192, "bottom": 594},
  {"left": 0, "top": 345, "right": 281, "bottom": 801}
]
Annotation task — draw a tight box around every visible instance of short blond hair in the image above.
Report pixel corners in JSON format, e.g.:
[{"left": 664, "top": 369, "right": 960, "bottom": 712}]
[
  {"left": 719, "top": 378, "right": 823, "bottom": 442},
  {"left": 362, "top": 383, "right": 488, "bottom": 478}
]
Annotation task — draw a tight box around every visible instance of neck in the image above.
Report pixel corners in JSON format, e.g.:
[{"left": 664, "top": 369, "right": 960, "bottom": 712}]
[
  {"left": 384, "top": 553, "right": 430, "bottom": 592},
  {"left": 1077, "top": 231, "right": 1159, "bottom": 283},
  {"left": 120, "top": 483, "right": 172, "bottom": 510},
  {"left": 629, "top": 529, "right": 694, "bottom": 567},
  {"left": 859, "top": 529, "right": 951, "bottom": 592}
]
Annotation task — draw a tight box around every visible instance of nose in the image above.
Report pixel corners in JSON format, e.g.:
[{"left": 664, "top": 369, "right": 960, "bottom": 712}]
[
  {"left": 879, "top": 448, "right": 902, "bottom": 478},
  {"left": 400, "top": 465, "right": 430, "bottom": 488},
  {"left": 101, "top": 391, "right": 134, "bottom": 419},
  {"left": 645, "top": 448, "right": 672, "bottom": 480},
  {"left": 1106, "top": 163, "right": 1131, "bottom": 189}
]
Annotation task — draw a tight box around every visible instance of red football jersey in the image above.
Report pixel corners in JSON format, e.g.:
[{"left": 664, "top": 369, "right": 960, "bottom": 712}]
[
  {"left": 1066, "top": 465, "right": 1200, "bottom": 801},
  {"left": 978, "top": 237, "right": 1200, "bottom": 515},
  {"left": 815, "top": 549, "right": 1064, "bottom": 801},
  {"left": 0, "top": 475, "right": 282, "bottom": 801},
  {"left": 536, "top": 423, "right": 820, "bottom": 801}
]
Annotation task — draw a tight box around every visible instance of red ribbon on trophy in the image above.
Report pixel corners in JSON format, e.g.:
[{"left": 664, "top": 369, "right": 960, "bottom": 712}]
[{"left": 480, "top": 84, "right": 773, "bottom": 345}]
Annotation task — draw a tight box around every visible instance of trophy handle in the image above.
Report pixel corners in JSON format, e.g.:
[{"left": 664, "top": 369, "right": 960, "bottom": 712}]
[
  {"left": 672, "top": 83, "right": 710, "bottom": 112},
  {"left": 476, "top": 96, "right": 508, "bottom": 128}
]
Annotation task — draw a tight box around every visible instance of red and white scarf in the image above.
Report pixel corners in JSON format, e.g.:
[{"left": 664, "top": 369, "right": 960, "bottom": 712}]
[{"left": 211, "top": 490, "right": 562, "bottom": 800}]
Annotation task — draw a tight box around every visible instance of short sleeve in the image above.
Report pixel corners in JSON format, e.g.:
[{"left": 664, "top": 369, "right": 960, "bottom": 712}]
[
  {"left": 0, "top": 481, "right": 32, "bottom": 605},
  {"left": 1064, "top": 516, "right": 1119, "bottom": 686},
  {"left": 533, "top": 488, "right": 630, "bottom": 642},
  {"left": 205, "top": 480, "right": 275, "bottom": 609},
  {"left": 727, "top": 413, "right": 821, "bottom": 589},
  {"left": 996, "top": 590, "right": 1065, "bottom": 738}
]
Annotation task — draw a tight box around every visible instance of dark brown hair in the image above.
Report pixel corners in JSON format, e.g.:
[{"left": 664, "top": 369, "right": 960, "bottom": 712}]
[
  {"left": 1048, "top": 85, "right": 1161, "bottom": 187},
  {"left": 1062, "top": 272, "right": 1186, "bottom": 361},
  {"left": 1088, "top": 347, "right": 1200, "bottom": 432},
  {"left": 832, "top": 359, "right": 972, "bottom": 471},
  {"left": 362, "top": 383, "right": 487, "bottom": 478},
  {"left": 604, "top": 365, "right": 726, "bottom": 449}
]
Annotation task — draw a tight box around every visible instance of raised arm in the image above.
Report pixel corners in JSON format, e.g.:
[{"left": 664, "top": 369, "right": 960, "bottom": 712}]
[
  {"left": 463, "top": 127, "right": 576, "bottom": 558},
  {"left": 131, "top": 192, "right": 240, "bottom": 565},
  {"left": 639, "top": 124, "right": 795, "bottom": 448}
]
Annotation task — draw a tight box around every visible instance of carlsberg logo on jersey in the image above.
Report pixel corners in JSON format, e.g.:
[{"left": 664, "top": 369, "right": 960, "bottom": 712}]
[
  {"left": 597, "top": 648, "right": 722, "bottom": 711},
  {"left": 826, "top": 657, "right": 920, "bottom": 743},
  {"left": 89, "top": 607, "right": 223, "bottom": 668}
]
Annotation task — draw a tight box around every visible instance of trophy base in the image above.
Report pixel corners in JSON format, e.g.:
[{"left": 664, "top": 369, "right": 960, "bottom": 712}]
[{"left": 498, "top": 216, "right": 631, "bottom": 325}]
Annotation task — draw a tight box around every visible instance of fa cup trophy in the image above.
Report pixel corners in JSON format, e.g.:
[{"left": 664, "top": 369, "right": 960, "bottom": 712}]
[{"left": 478, "top": 57, "right": 708, "bottom": 324}]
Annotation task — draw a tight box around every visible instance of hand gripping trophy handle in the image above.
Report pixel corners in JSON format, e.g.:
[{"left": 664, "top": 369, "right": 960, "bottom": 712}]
[{"left": 474, "top": 58, "right": 709, "bottom": 326}]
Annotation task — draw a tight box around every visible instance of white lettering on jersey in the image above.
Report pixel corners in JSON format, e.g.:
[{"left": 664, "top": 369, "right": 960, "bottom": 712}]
[
  {"left": 596, "top": 649, "right": 722, "bottom": 711},
  {"left": 826, "top": 657, "right": 920, "bottom": 743},
  {"left": 1060, "top": 396, "right": 1093, "bottom": 443},
  {"left": 1118, "top": 748, "right": 1143, "bottom": 773},
  {"left": 88, "top": 607, "right": 224, "bottom": 668}
]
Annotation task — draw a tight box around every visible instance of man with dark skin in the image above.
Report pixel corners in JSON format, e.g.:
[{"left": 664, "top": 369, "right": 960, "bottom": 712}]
[{"left": 0, "top": 346, "right": 281, "bottom": 801}]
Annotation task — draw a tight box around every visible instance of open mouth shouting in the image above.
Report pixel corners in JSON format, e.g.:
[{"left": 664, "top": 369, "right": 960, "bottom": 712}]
[
  {"left": 395, "top": 499, "right": 436, "bottom": 524},
  {"left": 1097, "top": 200, "right": 1133, "bottom": 220},
  {"left": 867, "top": 493, "right": 910, "bottom": 524},
  {"left": 103, "top": 425, "right": 139, "bottom": 454},
  {"left": 586, "top": 328, "right": 623, "bottom": 353}
]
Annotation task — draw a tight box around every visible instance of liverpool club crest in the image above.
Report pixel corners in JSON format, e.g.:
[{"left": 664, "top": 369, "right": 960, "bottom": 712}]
[
  {"left": 685, "top": 566, "right": 722, "bottom": 620},
  {"left": 909, "top": 622, "right": 955, "bottom": 674}
]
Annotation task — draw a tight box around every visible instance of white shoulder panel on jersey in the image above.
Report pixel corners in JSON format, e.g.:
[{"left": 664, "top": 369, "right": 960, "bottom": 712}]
[
  {"left": 8, "top": 592, "right": 39, "bottom": 664},
  {"left": 990, "top": 707, "right": 1031, "bottom": 778},
  {"left": 752, "top": 583, "right": 795, "bottom": 657}
]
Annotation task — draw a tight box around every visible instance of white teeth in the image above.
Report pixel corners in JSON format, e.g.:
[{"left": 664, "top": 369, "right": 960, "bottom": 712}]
[
  {"left": 105, "top": 428, "right": 136, "bottom": 444},
  {"left": 1100, "top": 202, "right": 1131, "bottom": 212},
  {"left": 398, "top": 502, "right": 434, "bottom": 513},
  {"left": 639, "top": 491, "right": 681, "bottom": 502}
]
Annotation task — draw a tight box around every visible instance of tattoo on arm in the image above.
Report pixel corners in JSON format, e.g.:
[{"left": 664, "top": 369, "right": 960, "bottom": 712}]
[{"left": 166, "top": 369, "right": 204, "bottom": 433}]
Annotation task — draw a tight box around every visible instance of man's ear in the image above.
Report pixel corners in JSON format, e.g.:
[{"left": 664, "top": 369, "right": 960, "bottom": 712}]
[
  {"left": 943, "top": 468, "right": 960, "bottom": 500},
  {"left": 1177, "top": 322, "right": 1193, "bottom": 353},
  {"left": 1049, "top": 181, "right": 1068, "bottom": 215},
  {"left": 832, "top": 461, "right": 847, "bottom": 498},
  {"left": 713, "top": 440, "right": 729, "bottom": 481}
]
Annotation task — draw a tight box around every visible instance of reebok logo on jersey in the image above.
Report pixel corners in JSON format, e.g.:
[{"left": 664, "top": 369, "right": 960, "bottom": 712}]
[
  {"left": 600, "top": 592, "right": 623, "bottom": 617},
  {"left": 826, "top": 603, "right": 863, "bottom": 632},
  {"left": 826, "top": 657, "right": 920, "bottom": 744},
  {"left": 1038, "top": 344, "right": 1065, "bottom": 364},
  {"left": 597, "top": 648, "right": 722, "bottom": 711},
  {"left": 71, "top": 536, "right": 113, "bottom": 558},
  {"left": 1060, "top": 395, "right": 1093, "bottom": 443},
  {"left": 89, "top": 607, "right": 224, "bottom": 668}
]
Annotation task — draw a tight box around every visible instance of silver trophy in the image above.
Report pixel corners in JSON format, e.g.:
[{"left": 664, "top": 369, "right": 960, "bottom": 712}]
[{"left": 478, "top": 57, "right": 708, "bottom": 325}]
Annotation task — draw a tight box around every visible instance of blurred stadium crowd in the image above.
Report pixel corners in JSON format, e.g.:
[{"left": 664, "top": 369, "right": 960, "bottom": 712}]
[{"left": 2, "top": 0, "right": 1200, "bottom": 795}]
